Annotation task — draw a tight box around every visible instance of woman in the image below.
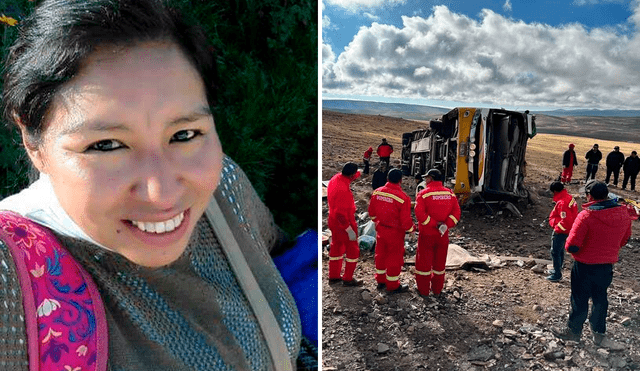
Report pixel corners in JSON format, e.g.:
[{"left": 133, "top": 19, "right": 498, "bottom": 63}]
[{"left": 0, "top": 0, "right": 310, "bottom": 370}]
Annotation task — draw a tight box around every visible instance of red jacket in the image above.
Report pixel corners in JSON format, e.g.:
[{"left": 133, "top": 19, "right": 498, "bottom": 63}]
[
  {"left": 565, "top": 199, "right": 632, "bottom": 264},
  {"left": 415, "top": 181, "right": 461, "bottom": 236},
  {"left": 368, "top": 182, "right": 414, "bottom": 232},
  {"left": 364, "top": 147, "right": 373, "bottom": 160},
  {"left": 327, "top": 172, "right": 357, "bottom": 231},
  {"left": 548, "top": 189, "right": 578, "bottom": 234},
  {"left": 377, "top": 143, "right": 393, "bottom": 157}
]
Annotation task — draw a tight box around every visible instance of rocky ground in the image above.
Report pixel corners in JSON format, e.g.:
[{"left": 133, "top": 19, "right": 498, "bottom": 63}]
[{"left": 321, "top": 110, "right": 640, "bottom": 371}]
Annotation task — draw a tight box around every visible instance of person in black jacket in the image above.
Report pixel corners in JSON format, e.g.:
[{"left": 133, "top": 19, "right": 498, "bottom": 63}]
[
  {"left": 585, "top": 144, "right": 602, "bottom": 182},
  {"left": 605, "top": 146, "right": 625, "bottom": 187},
  {"left": 561, "top": 143, "right": 578, "bottom": 184},
  {"left": 622, "top": 151, "right": 640, "bottom": 191},
  {"left": 372, "top": 162, "right": 390, "bottom": 190}
]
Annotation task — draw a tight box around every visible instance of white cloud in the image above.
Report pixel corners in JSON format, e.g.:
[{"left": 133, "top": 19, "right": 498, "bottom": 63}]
[
  {"left": 325, "top": 0, "right": 407, "bottom": 12},
  {"left": 573, "top": 0, "right": 626, "bottom": 5},
  {"left": 323, "top": 14, "right": 332, "bottom": 29},
  {"left": 322, "top": 5, "right": 640, "bottom": 109},
  {"left": 630, "top": 0, "right": 640, "bottom": 27},
  {"left": 503, "top": 0, "right": 512, "bottom": 12},
  {"left": 364, "top": 12, "right": 380, "bottom": 21}
]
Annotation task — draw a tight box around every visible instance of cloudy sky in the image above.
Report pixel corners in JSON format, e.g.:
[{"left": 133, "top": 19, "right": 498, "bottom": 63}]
[{"left": 322, "top": 0, "right": 640, "bottom": 110}]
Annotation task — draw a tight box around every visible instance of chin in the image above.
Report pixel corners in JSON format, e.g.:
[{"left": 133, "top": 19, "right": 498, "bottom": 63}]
[{"left": 122, "top": 242, "right": 189, "bottom": 267}]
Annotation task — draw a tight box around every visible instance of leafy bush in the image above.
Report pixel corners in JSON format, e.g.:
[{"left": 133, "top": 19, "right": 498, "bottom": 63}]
[{"left": 0, "top": 0, "right": 317, "bottom": 238}]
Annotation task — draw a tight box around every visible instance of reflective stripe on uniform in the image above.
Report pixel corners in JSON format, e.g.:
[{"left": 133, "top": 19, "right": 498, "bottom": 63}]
[
  {"left": 449, "top": 215, "right": 459, "bottom": 225},
  {"left": 415, "top": 269, "right": 432, "bottom": 276},
  {"left": 373, "top": 190, "right": 405, "bottom": 204},
  {"left": 376, "top": 269, "right": 386, "bottom": 275},
  {"left": 345, "top": 257, "right": 358, "bottom": 263},
  {"left": 421, "top": 215, "right": 431, "bottom": 225},
  {"left": 386, "top": 274, "right": 399, "bottom": 281},
  {"left": 569, "top": 198, "right": 576, "bottom": 208},
  {"left": 422, "top": 191, "right": 453, "bottom": 199},
  {"left": 371, "top": 216, "right": 377, "bottom": 220},
  {"left": 433, "top": 269, "right": 445, "bottom": 275},
  {"left": 557, "top": 223, "right": 566, "bottom": 231},
  {"left": 329, "top": 255, "right": 344, "bottom": 261}
]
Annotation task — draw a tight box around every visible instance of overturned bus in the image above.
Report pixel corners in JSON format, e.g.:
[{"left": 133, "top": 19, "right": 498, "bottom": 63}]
[{"left": 402, "top": 107, "right": 536, "bottom": 212}]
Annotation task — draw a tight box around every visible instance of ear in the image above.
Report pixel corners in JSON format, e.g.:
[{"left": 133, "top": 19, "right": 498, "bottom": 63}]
[{"left": 15, "top": 117, "right": 46, "bottom": 173}]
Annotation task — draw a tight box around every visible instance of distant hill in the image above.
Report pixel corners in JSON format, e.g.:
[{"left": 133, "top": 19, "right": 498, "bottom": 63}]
[
  {"left": 322, "top": 99, "right": 640, "bottom": 144},
  {"left": 541, "top": 109, "right": 640, "bottom": 117},
  {"left": 322, "top": 99, "right": 449, "bottom": 121},
  {"left": 322, "top": 99, "right": 640, "bottom": 118}
]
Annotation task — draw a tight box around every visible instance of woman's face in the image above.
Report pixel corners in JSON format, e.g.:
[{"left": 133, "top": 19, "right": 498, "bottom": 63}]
[{"left": 24, "top": 42, "right": 223, "bottom": 267}]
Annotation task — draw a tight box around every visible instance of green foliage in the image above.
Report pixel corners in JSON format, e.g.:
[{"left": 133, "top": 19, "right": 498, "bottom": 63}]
[
  {"left": 0, "top": 0, "right": 36, "bottom": 198},
  {"left": 0, "top": 0, "right": 318, "bottom": 238}
]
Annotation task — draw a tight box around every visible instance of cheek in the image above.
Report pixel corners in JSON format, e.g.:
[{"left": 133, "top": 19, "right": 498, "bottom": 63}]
[{"left": 180, "top": 134, "right": 224, "bottom": 193}]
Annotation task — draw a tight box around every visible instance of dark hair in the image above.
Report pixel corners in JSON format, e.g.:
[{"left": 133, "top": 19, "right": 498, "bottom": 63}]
[
  {"left": 387, "top": 169, "right": 402, "bottom": 183},
  {"left": 2, "top": 0, "right": 216, "bottom": 146},
  {"left": 549, "top": 181, "right": 564, "bottom": 193},
  {"left": 425, "top": 168, "right": 442, "bottom": 181},
  {"left": 585, "top": 180, "right": 608, "bottom": 200},
  {"left": 342, "top": 162, "right": 358, "bottom": 177}
]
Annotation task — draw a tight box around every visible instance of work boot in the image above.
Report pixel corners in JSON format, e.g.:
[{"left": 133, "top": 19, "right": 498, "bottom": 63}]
[
  {"left": 376, "top": 283, "right": 386, "bottom": 290},
  {"left": 546, "top": 274, "right": 561, "bottom": 282},
  {"left": 593, "top": 333, "right": 625, "bottom": 351},
  {"left": 342, "top": 278, "right": 363, "bottom": 287},
  {"left": 328, "top": 278, "right": 342, "bottom": 285},
  {"left": 551, "top": 326, "right": 581, "bottom": 342},
  {"left": 387, "top": 284, "right": 409, "bottom": 294}
]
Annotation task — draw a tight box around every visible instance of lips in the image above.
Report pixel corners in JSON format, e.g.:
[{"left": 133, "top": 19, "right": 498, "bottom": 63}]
[{"left": 130, "top": 211, "right": 185, "bottom": 234}]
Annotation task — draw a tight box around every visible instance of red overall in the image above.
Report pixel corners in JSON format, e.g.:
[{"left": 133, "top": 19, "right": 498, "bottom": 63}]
[
  {"left": 368, "top": 182, "right": 415, "bottom": 291},
  {"left": 549, "top": 189, "right": 578, "bottom": 234},
  {"left": 561, "top": 148, "right": 577, "bottom": 183},
  {"left": 327, "top": 172, "right": 360, "bottom": 281},
  {"left": 363, "top": 147, "right": 373, "bottom": 160},
  {"left": 414, "top": 181, "right": 461, "bottom": 296}
]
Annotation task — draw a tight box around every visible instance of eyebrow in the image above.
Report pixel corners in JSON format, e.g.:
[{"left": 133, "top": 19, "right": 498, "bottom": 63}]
[{"left": 60, "top": 106, "right": 212, "bottom": 135}]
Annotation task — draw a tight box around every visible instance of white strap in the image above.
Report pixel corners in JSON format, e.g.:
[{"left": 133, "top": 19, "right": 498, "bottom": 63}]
[{"left": 205, "top": 197, "right": 292, "bottom": 371}]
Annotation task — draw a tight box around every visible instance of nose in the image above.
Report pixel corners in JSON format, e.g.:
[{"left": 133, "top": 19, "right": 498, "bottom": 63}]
[{"left": 131, "top": 151, "right": 183, "bottom": 208}]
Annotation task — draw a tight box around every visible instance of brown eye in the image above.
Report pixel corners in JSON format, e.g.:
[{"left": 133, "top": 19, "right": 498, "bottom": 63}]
[
  {"left": 170, "top": 129, "right": 201, "bottom": 143},
  {"left": 87, "top": 139, "right": 124, "bottom": 152}
]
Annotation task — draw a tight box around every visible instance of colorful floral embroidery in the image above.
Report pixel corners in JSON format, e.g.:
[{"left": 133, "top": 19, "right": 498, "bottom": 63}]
[
  {"left": 76, "top": 344, "right": 88, "bottom": 356},
  {"left": 37, "top": 298, "right": 61, "bottom": 317},
  {"left": 0, "top": 212, "right": 104, "bottom": 371},
  {"left": 42, "top": 327, "right": 63, "bottom": 343}
]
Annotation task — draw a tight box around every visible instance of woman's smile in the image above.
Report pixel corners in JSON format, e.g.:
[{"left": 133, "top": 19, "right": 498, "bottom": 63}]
[{"left": 129, "top": 211, "right": 185, "bottom": 233}]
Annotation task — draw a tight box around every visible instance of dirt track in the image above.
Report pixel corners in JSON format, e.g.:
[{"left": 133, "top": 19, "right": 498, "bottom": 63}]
[{"left": 321, "top": 110, "right": 640, "bottom": 371}]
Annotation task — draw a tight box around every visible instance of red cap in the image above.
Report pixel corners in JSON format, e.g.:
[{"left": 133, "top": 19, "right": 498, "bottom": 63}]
[{"left": 569, "top": 143, "right": 575, "bottom": 148}]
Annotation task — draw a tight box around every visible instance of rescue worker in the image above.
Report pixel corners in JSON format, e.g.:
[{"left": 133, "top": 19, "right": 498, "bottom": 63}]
[
  {"left": 585, "top": 143, "right": 602, "bottom": 182},
  {"left": 414, "top": 169, "right": 461, "bottom": 297},
  {"left": 552, "top": 181, "right": 632, "bottom": 350},
  {"left": 376, "top": 138, "right": 394, "bottom": 166},
  {"left": 546, "top": 181, "right": 578, "bottom": 282},
  {"left": 604, "top": 146, "right": 625, "bottom": 187},
  {"left": 327, "top": 162, "right": 362, "bottom": 286},
  {"left": 561, "top": 143, "right": 578, "bottom": 184},
  {"left": 368, "top": 169, "right": 415, "bottom": 293},
  {"left": 363, "top": 146, "right": 373, "bottom": 175}
]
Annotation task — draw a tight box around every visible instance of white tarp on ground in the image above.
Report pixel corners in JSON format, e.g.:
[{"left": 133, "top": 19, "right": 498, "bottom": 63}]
[{"left": 445, "top": 244, "right": 493, "bottom": 270}]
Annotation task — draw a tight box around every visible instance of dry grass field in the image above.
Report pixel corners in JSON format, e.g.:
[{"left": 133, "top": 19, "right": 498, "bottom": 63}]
[
  {"left": 322, "top": 110, "right": 640, "bottom": 371},
  {"left": 527, "top": 133, "right": 640, "bottom": 182}
]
